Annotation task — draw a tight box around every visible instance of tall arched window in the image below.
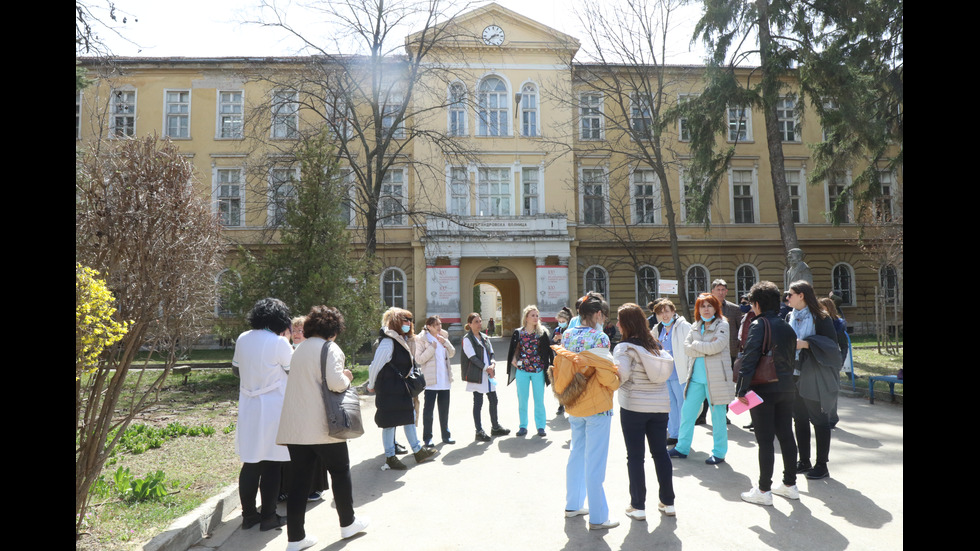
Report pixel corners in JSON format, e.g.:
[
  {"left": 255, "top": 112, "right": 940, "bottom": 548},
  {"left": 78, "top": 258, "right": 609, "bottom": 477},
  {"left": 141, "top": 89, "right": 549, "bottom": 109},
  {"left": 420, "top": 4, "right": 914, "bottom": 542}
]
[
  {"left": 381, "top": 267, "right": 406, "bottom": 308},
  {"left": 585, "top": 266, "right": 608, "bottom": 297},
  {"left": 477, "top": 77, "right": 508, "bottom": 136},
  {"left": 879, "top": 264, "right": 899, "bottom": 304},
  {"left": 832, "top": 263, "right": 855, "bottom": 306},
  {"left": 686, "top": 265, "right": 709, "bottom": 305},
  {"left": 636, "top": 265, "right": 659, "bottom": 306},
  {"left": 735, "top": 264, "right": 758, "bottom": 301},
  {"left": 520, "top": 83, "right": 538, "bottom": 136},
  {"left": 448, "top": 82, "right": 466, "bottom": 136}
]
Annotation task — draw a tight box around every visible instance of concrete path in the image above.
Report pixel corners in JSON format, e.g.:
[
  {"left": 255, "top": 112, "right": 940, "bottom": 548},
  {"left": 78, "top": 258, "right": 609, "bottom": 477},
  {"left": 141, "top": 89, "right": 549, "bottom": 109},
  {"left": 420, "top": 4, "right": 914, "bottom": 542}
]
[{"left": 182, "top": 337, "right": 903, "bottom": 551}]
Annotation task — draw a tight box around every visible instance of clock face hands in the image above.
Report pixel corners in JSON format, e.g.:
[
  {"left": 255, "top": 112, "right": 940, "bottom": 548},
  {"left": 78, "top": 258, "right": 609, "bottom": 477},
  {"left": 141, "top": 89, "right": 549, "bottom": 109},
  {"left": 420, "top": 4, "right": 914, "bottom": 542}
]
[{"left": 482, "top": 25, "right": 504, "bottom": 45}]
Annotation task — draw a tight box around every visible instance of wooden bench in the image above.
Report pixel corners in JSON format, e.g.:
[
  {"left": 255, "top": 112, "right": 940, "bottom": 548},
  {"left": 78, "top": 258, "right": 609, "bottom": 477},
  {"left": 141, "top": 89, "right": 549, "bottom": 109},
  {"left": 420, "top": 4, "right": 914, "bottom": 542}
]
[{"left": 867, "top": 375, "right": 902, "bottom": 404}]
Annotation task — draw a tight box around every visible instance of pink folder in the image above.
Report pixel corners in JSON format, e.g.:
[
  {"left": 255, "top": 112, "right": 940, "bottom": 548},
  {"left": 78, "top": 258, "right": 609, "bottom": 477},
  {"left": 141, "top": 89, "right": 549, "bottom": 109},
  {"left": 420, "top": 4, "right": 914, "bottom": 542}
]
[{"left": 729, "top": 391, "right": 763, "bottom": 415}]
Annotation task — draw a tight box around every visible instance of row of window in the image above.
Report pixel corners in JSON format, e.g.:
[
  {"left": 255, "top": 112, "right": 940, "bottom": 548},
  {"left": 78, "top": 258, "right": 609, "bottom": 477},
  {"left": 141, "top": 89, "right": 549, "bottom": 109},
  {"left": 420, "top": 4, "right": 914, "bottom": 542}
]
[
  {"left": 447, "top": 78, "right": 540, "bottom": 137},
  {"left": 77, "top": 89, "right": 247, "bottom": 140},
  {"left": 582, "top": 263, "right": 900, "bottom": 308}
]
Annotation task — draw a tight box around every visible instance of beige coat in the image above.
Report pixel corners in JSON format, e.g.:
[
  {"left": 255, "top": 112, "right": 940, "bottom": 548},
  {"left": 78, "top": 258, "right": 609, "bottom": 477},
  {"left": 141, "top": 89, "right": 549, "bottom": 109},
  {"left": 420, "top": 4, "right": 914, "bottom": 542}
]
[
  {"left": 614, "top": 342, "right": 674, "bottom": 413},
  {"left": 414, "top": 329, "right": 455, "bottom": 387},
  {"left": 684, "top": 318, "right": 735, "bottom": 406},
  {"left": 277, "top": 336, "right": 352, "bottom": 445}
]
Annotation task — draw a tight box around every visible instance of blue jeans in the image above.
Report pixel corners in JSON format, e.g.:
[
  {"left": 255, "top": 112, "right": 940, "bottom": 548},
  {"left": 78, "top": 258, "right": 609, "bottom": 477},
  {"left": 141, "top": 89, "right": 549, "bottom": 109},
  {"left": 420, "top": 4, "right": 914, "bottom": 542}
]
[
  {"left": 383, "top": 423, "right": 421, "bottom": 457},
  {"left": 566, "top": 411, "right": 612, "bottom": 524},
  {"left": 666, "top": 378, "right": 686, "bottom": 439},
  {"left": 515, "top": 369, "right": 546, "bottom": 430},
  {"left": 620, "top": 408, "right": 674, "bottom": 510},
  {"left": 675, "top": 380, "right": 728, "bottom": 458}
]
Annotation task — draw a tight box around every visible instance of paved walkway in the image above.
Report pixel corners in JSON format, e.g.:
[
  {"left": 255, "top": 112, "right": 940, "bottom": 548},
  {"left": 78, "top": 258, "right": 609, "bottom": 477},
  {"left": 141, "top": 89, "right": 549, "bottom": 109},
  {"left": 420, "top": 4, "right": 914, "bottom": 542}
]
[{"left": 183, "top": 337, "right": 903, "bottom": 551}]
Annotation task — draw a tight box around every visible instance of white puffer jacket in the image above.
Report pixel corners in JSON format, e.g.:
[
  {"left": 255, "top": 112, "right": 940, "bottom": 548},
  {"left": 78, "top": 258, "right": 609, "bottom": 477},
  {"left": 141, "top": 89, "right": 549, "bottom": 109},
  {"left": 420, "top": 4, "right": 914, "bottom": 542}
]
[{"left": 613, "top": 342, "right": 674, "bottom": 413}]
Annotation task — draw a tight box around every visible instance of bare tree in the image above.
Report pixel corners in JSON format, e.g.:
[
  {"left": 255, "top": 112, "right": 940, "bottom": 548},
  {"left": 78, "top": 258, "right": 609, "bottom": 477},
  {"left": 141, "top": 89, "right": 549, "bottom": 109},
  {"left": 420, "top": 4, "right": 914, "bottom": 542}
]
[
  {"left": 75, "top": 136, "right": 223, "bottom": 538},
  {"left": 558, "top": 0, "right": 694, "bottom": 315},
  {"left": 245, "top": 0, "right": 477, "bottom": 257}
]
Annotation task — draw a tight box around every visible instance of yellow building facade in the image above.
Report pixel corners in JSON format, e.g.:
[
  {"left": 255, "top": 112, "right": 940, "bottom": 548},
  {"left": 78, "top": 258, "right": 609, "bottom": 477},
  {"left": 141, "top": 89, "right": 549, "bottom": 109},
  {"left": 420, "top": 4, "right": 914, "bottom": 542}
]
[{"left": 77, "top": 4, "right": 901, "bottom": 334}]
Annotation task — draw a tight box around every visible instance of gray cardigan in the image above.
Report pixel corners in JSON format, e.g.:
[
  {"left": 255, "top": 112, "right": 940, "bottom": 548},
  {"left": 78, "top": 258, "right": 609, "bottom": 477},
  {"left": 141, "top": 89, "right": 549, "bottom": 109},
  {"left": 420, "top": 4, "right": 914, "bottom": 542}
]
[{"left": 614, "top": 342, "right": 674, "bottom": 413}]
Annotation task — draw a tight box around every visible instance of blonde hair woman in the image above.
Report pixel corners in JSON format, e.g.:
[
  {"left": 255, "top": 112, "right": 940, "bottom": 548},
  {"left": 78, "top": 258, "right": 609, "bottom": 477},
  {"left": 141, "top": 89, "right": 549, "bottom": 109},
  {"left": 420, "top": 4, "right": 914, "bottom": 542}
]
[{"left": 506, "top": 305, "right": 554, "bottom": 437}]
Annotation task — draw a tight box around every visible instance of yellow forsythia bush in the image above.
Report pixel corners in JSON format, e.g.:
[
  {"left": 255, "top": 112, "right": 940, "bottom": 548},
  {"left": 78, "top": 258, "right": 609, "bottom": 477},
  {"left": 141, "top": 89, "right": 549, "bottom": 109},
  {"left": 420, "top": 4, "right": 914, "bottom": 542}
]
[{"left": 76, "top": 264, "right": 129, "bottom": 379}]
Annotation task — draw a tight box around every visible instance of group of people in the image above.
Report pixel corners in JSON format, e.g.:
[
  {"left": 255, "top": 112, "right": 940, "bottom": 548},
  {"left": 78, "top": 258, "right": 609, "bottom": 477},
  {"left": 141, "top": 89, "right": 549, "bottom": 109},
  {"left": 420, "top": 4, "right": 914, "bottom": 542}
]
[{"left": 231, "top": 276, "right": 844, "bottom": 547}]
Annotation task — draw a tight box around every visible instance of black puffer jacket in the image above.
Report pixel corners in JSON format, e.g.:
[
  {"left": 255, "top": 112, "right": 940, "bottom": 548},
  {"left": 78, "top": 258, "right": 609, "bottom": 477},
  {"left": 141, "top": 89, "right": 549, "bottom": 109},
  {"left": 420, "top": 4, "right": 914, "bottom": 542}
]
[{"left": 735, "top": 310, "right": 798, "bottom": 396}]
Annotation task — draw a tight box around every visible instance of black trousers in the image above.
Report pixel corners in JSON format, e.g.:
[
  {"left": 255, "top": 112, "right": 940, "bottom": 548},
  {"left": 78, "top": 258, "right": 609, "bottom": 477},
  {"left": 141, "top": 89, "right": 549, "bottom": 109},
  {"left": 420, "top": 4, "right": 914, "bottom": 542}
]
[
  {"left": 285, "top": 443, "right": 355, "bottom": 542},
  {"left": 423, "top": 389, "right": 451, "bottom": 443},
  {"left": 472, "top": 391, "right": 499, "bottom": 431},
  {"left": 750, "top": 390, "right": 797, "bottom": 492},
  {"left": 239, "top": 460, "right": 284, "bottom": 520},
  {"left": 794, "top": 388, "right": 832, "bottom": 465}
]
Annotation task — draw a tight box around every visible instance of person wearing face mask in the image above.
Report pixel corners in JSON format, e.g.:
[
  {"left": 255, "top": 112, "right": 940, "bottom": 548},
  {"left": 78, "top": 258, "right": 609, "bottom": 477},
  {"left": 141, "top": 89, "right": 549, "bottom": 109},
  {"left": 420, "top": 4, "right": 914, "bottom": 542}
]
[
  {"left": 367, "top": 307, "right": 439, "bottom": 470},
  {"left": 552, "top": 307, "right": 573, "bottom": 416},
  {"left": 669, "top": 293, "right": 733, "bottom": 465},
  {"left": 414, "top": 315, "right": 456, "bottom": 448},
  {"left": 651, "top": 299, "right": 692, "bottom": 446}
]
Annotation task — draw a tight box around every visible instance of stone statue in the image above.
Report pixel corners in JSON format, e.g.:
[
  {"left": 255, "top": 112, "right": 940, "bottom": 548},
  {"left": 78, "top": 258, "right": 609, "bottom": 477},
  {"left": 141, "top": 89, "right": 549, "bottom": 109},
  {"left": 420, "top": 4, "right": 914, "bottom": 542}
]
[{"left": 785, "top": 247, "right": 813, "bottom": 289}]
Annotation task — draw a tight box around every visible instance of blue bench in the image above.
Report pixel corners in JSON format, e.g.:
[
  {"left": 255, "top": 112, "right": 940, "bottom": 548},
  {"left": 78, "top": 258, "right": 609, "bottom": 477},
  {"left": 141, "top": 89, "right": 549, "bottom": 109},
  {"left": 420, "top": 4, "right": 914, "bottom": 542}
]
[{"left": 867, "top": 375, "right": 902, "bottom": 404}]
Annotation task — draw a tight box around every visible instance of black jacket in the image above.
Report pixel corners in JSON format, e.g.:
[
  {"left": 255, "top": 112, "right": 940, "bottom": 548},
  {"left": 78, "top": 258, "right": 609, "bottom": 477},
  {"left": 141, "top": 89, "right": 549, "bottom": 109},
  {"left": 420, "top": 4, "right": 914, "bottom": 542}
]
[
  {"left": 735, "top": 311, "right": 798, "bottom": 396},
  {"left": 506, "top": 328, "right": 554, "bottom": 386}
]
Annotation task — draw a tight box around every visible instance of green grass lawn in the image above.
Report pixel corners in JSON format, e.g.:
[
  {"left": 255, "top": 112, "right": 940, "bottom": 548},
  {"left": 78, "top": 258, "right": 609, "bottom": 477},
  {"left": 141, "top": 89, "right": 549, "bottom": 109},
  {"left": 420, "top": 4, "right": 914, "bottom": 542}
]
[{"left": 842, "top": 336, "right": 903, "bottom": 397}]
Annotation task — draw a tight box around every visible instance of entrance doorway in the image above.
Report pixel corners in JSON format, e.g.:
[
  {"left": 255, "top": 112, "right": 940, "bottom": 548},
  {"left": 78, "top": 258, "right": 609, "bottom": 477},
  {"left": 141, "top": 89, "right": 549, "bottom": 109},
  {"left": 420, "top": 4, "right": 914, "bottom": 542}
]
[{"left": 474, "top": 265, "right": 520, "bottom": 335}]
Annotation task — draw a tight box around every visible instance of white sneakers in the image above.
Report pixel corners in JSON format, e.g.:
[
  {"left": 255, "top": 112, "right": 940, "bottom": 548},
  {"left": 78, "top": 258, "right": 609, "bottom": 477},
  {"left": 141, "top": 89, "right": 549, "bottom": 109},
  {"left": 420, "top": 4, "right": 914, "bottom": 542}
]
[
  {"left": 740, "top": 487, "right": 774, "bottom": 506},
  {"left": 340, "top": 516, "right": 370, "bottom": 539},
  {"left": 625, "top": 506, "right": 646, "bottom": 521},
  {"left": 564, "top": 508, "right": 589, "bottom": 518},
  {"left": 285, "top": 537, "right": 317, "bottom": 551},
  {"left": 589, "top": 519, "right": 620, "bottom": 530},
  {"left": 772, "top": 483, "right": 800, "bottom": 500},
  {"left": 658, "top": 502, "right": 676, "bottom": 517}
]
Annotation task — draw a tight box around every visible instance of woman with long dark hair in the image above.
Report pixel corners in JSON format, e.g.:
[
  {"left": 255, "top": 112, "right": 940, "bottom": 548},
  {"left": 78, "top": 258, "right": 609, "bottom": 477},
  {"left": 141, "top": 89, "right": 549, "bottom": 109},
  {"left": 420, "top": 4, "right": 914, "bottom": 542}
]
[
  {"left": 787, "top": 280, "right": 841, "bottom": 480},
  {"left": 614, "top": 303, "right": 675, "bottom": 520},
  {"left": 277, "top": 306, "right": 368, "bottom": 548},
  {"left": 461, "top": 312, "right": 510, "bottom": 441}
]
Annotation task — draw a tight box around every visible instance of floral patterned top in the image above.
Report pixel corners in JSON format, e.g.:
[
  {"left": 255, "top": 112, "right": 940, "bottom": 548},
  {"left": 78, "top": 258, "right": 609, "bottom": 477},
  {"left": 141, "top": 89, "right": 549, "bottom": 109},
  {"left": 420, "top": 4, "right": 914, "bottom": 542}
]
[
  {"left": 518, "top": 329, "right": 545, "bottom": 373},
  {"left": 560, "top": 325, "right": 610, "bottom": 354}
]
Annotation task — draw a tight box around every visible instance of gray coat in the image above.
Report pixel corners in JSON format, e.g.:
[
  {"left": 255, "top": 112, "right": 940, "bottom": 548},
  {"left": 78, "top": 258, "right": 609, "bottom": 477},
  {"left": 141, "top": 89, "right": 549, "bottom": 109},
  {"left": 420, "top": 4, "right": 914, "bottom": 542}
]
[
  {"left": 797, "top": 333, "right": 842, "bottom": 415},
  {"left": 684, "top": 318, "right": 735, "bottom": 406}
]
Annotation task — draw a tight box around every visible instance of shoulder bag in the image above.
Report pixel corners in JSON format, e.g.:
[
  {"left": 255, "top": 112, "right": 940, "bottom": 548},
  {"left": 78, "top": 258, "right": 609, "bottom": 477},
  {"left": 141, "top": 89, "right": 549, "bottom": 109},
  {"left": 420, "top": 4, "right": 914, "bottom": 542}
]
[
  {"left": 320, "top": 341, "right": 364, "bottom": 440},
  {"left": 733, "top": 317, "right": 779, "bottom": 385}
]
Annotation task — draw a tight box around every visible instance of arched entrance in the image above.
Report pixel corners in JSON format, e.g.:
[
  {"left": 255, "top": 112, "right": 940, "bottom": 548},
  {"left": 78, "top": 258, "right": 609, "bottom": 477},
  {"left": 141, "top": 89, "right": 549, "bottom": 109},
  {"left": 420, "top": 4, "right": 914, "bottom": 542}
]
[{"left": 474, "top": 265, "right": 521, "bottom": 335}]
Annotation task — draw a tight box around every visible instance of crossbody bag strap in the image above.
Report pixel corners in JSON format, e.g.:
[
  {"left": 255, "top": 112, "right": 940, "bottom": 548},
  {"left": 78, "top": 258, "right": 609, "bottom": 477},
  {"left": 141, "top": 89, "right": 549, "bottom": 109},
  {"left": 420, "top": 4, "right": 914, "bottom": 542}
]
[{"left": 320, "top": 339, "right": 332, "bottom": 389}]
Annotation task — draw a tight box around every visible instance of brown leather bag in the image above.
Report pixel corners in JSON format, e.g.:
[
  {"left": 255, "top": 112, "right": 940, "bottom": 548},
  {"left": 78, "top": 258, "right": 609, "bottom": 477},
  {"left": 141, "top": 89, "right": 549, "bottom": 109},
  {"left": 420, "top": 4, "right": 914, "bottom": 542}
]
[{"left": 733, "top": 317, "right": 779, "bottom": 385}]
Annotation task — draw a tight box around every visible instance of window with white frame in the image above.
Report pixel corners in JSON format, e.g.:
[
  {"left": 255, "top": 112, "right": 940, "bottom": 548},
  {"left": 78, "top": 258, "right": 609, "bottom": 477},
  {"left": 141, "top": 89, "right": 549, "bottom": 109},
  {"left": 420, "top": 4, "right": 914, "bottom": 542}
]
[
  {"left": 164, "top": 90, "right": 190, "bottom": 138},
  {"left": 785, "top": 169, "right": 805, "bottom": 223},
  {"left": 339, "top": 169, "right": 355, "bottom": 226},
  {"left": 633, "top": 168, "right": 660, "bottom": 224},
  {"left": 381, "top": 94, "right": 405, "bottom": 139},
  {"left": 735, "top": 264, "right": 758, "bottom": 300},
  {"left": 827, "top": 173, "right": 852, "bottom": 223},
  {"left": 777, "top": 96, "right": 799, "bottom": 142},
  {"left": 448, "top": 82, "right": 467, "bottom": 137},
  {"left": 520, "top": 83, "right": 538, "bottom": 137},
  {"left": 218, "top": 90, "right": 243, "bottom": 139},
  {"left": 879, "top": 264, "right": 899, "bottom": 304},
  {"left": 477, "top": 77, "right": 508, "bottom": 136},
  {"left": 326, "top": 92, "right": 353, "bottom": 139},
  {"left": 822, "top": 99, "right": 839, "bottom": 141},
  {"left": 381, "top": 268, "right": 406, "bottom": 308},
  {"left": 687, "top": 265, "right": 709, "bottom": 306},
  {"left": 580, "top": 92, "right": 602, "bottom": 140},
  {"left": 876, "top": 171, "right": 895, "bottom": 222},
  {"left": 477, "top": 167, "right": 511, "bottom": 216},
  {"left": 522, "top": 167, "right": 540, "bottom": 216},
  {"left": 379, "top": 169, "right": 406, "bottom": 225},
  {"left": 832, "top": 263, "right": 854, "bottom": 306},
  {"left": 449, "top": 166, "right": 469, "bottom": 216},
  {"left": 76, "top": 90, "right": 82, "bottom": 140},
  {"left": 216, "top": 168, "right": 243, "bottom": 227},
  {"left": 271, "top": 90, "right": 299, "bottom": 139},
  {"left": 732, "top": 169, "right": 755, "bottom": 223},
  {"left": 215, "top": 269, "right": 241, "bottom": 317},
  {"left": 631, "top": 94, "right": 653, "bottom": 139},
  {"left": 585, "top": 266, "right": 607, "bottom": 297},
  {"left": 636, "top": 265, "right": 659, "bottom": 306},
  {"left": 111, "top": 89, "right": 136, "bottom": 137},
  {"left": 680, "top": 168, "right": 708, "bottom": 224},
  {"left": 581, "top": 168, "right": 606, "bottom": 225},
  {"left": 677, "top": 94, "right": 696, "bottom": 141},
  {"left": 269, "top": 167, "right": 298, "bottom": 227},
  {"left": 727, "top": 105, "right": 751, "bottom": 141}
]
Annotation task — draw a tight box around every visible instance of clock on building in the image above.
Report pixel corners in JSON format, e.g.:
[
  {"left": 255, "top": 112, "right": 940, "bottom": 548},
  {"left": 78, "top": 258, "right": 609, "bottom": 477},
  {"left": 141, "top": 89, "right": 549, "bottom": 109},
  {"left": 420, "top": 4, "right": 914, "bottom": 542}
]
[{"left": 482, "top": 25, "right": 505, "bottom": 45}]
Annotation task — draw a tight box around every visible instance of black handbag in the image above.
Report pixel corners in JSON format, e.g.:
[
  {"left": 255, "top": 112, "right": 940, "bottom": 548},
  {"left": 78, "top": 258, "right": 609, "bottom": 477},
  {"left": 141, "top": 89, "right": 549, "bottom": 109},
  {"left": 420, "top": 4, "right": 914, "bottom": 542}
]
[
  {"left": 402, "top": 363, "right": 426, "bottom": 397},
  {"left": 320, "top": 341, "right": 364, "bottom": 440},
  {"left": 734, "top": 317, "right": 779, "bottom": 386}
]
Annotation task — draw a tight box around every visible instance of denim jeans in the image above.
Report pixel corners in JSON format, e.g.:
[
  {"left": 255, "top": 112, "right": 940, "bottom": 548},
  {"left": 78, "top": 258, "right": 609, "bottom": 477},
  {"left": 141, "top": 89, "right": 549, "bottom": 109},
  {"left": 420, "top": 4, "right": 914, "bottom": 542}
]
[
  {"left": 566, "top": 411, "right": 613, "bottom": 524},
  {"left": 675, "top": 380, "right": 728, "bottom": 458},
  {"left": 620, "top": 408, "right": 674, "bottom": 510},
  {"left": 515, "top": 369, "right": 546, "bottom": 430},
  {"left": 383, "top": 423, "right": 421, "bottom": 457}
]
